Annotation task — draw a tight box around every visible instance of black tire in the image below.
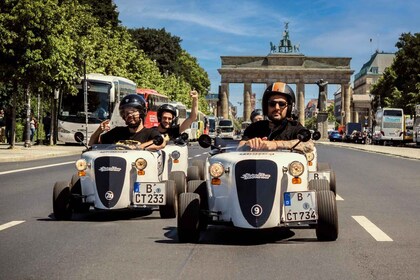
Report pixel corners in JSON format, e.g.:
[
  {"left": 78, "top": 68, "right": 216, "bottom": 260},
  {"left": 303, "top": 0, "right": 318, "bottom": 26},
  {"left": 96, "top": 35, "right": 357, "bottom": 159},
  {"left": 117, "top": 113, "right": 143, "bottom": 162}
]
[
  {"left": 316, "top": 190, "right": 338, "bottom": 241},
  {"left": 191, "top": 159, "right": 205, "bottom": 180},
  {"left": 53, "top": 181, "right": 72, "bottom": 220},
  {"left": 187, "top": 180, "right": 209, "bottom": 231},
  {"left": 177, "top": 193, "right": 201, "bottom": 243},
  {"left": 169, "top": 171, "right": 187, "bottom": 195},
  {"left": 329, "top": 170, "right": 337, "bottom": 195},
  {"left": 308, "top": 179, "right": 330, "bottom": 192},
  {"left": 159, "top": 180, "right": 177, "bottom": 219},
  {"left": 187, "top": 166, "right": 200, "bottom": 181},
  {"left": 70, "top": 174, "right": 90, "bottom": 213},
  {"left": 317, "top": 162, "right": 331, "bottom": 171}
]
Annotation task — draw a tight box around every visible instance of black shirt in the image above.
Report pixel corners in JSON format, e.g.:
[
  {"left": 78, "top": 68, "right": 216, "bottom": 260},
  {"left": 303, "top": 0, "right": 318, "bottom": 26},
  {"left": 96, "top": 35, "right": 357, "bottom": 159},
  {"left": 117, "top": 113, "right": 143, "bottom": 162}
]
[
  {"left": 154, "top": 124, "right": 181, "bottom": 140},
  {"left": 242, "top": 119, "right": 307, "bottom": 141},
  {"left": 100, "top": 126, "right": 161, "bottom": 144}
]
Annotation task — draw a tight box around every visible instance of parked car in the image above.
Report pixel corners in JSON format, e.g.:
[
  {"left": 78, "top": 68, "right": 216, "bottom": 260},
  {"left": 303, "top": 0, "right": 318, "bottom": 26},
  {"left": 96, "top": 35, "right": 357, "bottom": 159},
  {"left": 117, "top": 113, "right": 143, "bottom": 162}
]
[{"left": 328, "top": 130, "right": 342, "bottom": 142}]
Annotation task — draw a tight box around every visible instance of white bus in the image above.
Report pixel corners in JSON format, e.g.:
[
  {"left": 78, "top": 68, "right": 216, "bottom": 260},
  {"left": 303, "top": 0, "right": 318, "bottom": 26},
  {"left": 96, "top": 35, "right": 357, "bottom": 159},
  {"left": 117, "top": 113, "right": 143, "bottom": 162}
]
[
  {"left": 217, "top": 118, "right": 235, "bottom": 139},
  {"left": 57, "top": 73, "right": 137, "bottom": 144},
  {"left": 373, "top": 107, "right": 404, "bottom": 145}
]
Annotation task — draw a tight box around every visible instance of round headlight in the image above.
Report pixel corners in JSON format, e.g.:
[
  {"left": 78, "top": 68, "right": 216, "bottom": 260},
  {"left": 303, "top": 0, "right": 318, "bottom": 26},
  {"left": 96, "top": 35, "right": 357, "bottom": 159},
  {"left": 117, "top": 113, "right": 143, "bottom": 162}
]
[
  {"left": 134, "top": 158, "right": 147, "bottom": 170},
  {"left": 209, "top": 162, "right": 224, "bottom": 178},
  {"left": 171, "top": 150, "right": 180, "bottom": 160},
  {"left": 75, "top": 159, "right": 87, "bottom": 171},
  {"left": 289, "top": 161, "right": 304, "bottom": 177},
  {"left": 305, "top": 152, "right": 314, "bottom": 162}
]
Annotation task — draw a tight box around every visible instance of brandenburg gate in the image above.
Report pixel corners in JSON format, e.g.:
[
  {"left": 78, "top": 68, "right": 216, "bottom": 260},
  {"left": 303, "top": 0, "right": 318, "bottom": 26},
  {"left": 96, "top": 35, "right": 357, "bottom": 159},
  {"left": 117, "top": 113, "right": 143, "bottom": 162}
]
[{"left": 217, "top": 23, "right": 354, "bottom": 126}]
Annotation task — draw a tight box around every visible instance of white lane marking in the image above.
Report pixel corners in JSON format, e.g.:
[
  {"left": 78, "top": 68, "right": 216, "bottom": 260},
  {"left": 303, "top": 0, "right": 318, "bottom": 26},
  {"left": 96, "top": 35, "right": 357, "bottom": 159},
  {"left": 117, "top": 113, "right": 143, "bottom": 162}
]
[
  {"left": 336, "top": 194, "right": 344, "bottom": 201},
  {"left": 352, "top": 216, "right": 393, "bottom": 241},
  {"left": 0, "top": 221, "right": 25, "bottom": 232},
  {"left": 0, "top": 161, "right": 74, "bottom": 175}
]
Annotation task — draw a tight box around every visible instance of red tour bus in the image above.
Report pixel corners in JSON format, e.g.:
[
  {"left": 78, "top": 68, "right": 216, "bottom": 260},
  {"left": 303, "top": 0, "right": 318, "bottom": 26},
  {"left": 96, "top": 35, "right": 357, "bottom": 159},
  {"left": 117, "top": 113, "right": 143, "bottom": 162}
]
[{"left": 136, "top": 88, "right": 169, "bottom": 128}]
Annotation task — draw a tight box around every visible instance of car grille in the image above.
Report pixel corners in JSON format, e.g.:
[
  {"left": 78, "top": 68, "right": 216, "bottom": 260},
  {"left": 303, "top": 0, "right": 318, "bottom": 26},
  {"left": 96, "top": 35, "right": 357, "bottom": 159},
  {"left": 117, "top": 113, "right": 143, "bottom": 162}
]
[
  {"left": 94, "top": 156, "right": 127, "bottom": 208},
  {"left": 235, "top": 160, "right": 277, "bottom": 227}
]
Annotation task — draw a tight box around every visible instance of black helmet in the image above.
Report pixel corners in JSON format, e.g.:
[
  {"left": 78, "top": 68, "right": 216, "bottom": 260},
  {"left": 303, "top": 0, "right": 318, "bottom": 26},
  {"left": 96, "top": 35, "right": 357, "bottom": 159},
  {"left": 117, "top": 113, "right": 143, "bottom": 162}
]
[
  {"left": 119, "top": 94, "right": 146, "bottom": 120},
  {"left": 157, "top": 103, "right": 178, "bottom": 126},
  {"left": 250, "top": 109, "right": 263, "bottom": 122},
  {"left": 262, "top": 82, "right": 295, "bottom": 117}
]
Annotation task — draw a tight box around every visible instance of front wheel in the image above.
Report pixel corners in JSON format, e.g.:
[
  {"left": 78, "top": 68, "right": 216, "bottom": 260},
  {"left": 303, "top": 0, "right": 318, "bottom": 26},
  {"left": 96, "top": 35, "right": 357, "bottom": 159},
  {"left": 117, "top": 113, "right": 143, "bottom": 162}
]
[
  {"left": 316, "top": 190, "right": 338, "bottom": 241},
  {"left": 177, "top": 193, "right": 201, "bottom": 243},
  {"left": 53, "top": 181, "right": 72, "bottom": 220}
]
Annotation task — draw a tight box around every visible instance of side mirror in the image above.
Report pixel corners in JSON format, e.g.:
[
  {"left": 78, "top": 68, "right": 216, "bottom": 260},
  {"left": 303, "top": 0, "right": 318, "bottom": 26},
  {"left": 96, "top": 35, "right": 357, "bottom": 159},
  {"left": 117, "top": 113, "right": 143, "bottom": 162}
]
[
  {"left": 198, "top": 134, "right": 212, "bottom": 148},
  {"left": 312, "top": 131, "right": 321, "bottom": 141},
  {"left": 74, "top": 132, "right": 84, "bottom": 143},
  {"left": 181, "top": 132, "right": 189, "bottom": 141},
  {"left": 297, "top": 129, "right": 312, "bottom": 142},
  {"left": 153, "top": 135, "right": 164, "bottom": 146}
]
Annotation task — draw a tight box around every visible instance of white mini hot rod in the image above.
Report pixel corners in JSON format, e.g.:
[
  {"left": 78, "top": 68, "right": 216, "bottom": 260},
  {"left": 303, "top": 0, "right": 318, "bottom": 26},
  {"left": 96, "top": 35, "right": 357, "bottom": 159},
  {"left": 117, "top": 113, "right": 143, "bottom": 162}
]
[{"left": 177, "top": 130, "right": 338, "bottom": 243}]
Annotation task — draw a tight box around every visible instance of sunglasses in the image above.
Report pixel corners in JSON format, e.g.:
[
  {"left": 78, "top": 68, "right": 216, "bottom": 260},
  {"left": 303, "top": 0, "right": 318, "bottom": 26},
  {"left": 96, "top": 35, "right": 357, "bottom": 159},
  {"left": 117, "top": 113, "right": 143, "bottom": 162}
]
[{"left": 268, "top": 100, "right": 288, "bottom": 108}]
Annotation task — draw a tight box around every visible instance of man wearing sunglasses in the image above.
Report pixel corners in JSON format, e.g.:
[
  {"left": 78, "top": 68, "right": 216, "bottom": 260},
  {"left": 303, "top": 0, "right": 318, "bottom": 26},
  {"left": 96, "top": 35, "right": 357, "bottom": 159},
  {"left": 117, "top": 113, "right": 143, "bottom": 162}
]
[
  {"left": 238, "top": 82, "right": 314, "bottom": 152},
  {"left": 88, "top": 94, "right": 165, "bottom": 150}
]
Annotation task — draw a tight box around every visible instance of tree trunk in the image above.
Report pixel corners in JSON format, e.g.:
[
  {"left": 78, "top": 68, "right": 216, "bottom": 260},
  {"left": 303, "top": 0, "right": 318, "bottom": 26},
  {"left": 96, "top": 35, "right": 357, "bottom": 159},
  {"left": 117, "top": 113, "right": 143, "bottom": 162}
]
[{"left": 10, "top": 90, "right": 17, "bottom": 148}]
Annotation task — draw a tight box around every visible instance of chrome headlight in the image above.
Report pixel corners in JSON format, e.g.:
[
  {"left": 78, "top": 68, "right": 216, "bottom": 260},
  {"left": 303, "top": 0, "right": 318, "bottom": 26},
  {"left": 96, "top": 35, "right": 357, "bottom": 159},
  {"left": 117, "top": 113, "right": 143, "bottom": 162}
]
[
  {"left": 289, "top": 161, "right": 304, "bottom": 177},
  {"left": 134, "top": 158, "right": 147, "bottom": 170},
  {"left": 209, "top": 162, "right": 224, "bottom": 178},
  {"left": 75, "top": 159, "right": 87, "bottom": 171},
  {"left": 305, "top": 152, "right": 314, "bottom": 162},
  {"left": 171, "top": 150, "right": 180, "bottom": 160}
]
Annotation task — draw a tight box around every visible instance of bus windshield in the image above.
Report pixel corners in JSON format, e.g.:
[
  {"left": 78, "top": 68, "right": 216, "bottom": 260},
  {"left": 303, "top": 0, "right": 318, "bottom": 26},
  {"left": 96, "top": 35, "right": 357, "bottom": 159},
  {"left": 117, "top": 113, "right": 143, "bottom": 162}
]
[{"left": 59, "top": 81, "right": 111, "bottom": 124}]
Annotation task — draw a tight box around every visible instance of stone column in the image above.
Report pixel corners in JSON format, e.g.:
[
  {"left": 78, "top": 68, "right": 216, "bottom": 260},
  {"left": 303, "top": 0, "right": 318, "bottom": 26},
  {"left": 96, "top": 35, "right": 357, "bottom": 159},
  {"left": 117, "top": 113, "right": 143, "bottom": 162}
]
[
  {"left": 243, "top": 83, "right": 252, "bottom": 121},
  {"left": 220, "top": 83, "right": 229, "bottom": 119},
  {"left": 342, "top": 82, "right": 351, "bottom": 124},
  {"left": 296, "top": 82, "right": 305, "bottom": 124}
]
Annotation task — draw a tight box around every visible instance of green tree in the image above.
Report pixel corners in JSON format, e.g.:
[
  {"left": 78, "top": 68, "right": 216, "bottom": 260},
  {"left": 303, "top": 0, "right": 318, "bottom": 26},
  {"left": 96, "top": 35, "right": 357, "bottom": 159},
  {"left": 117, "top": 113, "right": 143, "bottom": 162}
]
[
  {"left": 371, "top": 33, "right": 420, "bottom": 115},
  {"left": 128, "top": 28, "right": 183, "bottom": 75},
  {"left": 79, "top": 0, "right": 120, "bottom": 28}
]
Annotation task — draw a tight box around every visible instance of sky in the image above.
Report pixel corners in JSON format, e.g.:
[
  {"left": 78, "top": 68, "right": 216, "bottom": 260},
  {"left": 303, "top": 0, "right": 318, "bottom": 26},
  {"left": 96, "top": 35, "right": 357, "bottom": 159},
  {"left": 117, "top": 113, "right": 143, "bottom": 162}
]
[{"left": 113, "top": 0, "right": 419, "bottom": 116}]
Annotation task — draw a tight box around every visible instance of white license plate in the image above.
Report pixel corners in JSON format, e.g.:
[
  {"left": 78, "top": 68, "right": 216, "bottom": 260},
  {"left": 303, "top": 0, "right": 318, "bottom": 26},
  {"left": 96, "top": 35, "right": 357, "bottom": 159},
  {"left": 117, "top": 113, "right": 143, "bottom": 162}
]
[
  {"left": 308, "top": 171, "right": 330, "bottom": 181},
  {"left": 283, "top": 191, "right": 317, "bottom": 222},
  {"left": 133, "top": 182, "right": 166, "bottom": 205}
]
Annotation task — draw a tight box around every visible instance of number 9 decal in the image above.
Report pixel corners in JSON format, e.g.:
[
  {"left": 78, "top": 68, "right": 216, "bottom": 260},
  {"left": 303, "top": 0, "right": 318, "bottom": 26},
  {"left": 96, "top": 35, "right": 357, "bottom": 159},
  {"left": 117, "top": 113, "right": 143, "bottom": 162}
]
[{"left": 251, "top": 204, "right": 263, "bottom": 217}]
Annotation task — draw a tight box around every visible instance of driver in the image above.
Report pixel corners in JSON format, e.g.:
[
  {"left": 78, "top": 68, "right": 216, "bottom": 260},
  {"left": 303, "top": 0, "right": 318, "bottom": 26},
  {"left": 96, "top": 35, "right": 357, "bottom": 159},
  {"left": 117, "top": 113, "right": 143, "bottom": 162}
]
[
  {"left": 155, "top": 90, "right": 199, "bottom": 141},
  {"left": 238, "top": 82, "right": 314, "bottom": 152},
  {"left": 88, "top": 94, "right": 165, "bottom": 151}
]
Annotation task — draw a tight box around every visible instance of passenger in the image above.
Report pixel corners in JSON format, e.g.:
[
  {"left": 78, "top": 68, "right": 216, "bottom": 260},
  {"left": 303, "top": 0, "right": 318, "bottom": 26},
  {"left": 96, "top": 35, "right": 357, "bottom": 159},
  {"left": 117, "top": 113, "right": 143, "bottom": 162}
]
[
  {"left": 238, "top": 82, "right": 314, "bottom": 152},
  {"left": 89, "top": 94, "right": 165, "bottom": 150},
  {"left": 155, "top": 90, "right": 198, "bottom": 140},
  {"left": 250, "top": 109, "right": 264, "bottom": 123}
]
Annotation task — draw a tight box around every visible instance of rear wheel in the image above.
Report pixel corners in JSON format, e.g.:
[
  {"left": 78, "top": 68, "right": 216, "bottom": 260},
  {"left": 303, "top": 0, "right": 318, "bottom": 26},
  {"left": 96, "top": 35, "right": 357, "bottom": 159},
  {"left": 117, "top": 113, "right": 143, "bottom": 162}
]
[
  {"left": 191, "top": 160, "right": 205, "bottom": 180},
  {"left": 187, "top": 166, "right": 200, "bottom": 181},
  {"left": 329, "top": 170, "right": 337, "bottom": 195},
  {"left": 159, "top": 180, "right": 177, "bottom": 219},
  {"left": 317, "top": 162, "right": 331, "bottom": 171},
  {"left": 177, "top": 193, "right": 201, "bottom": 243},
  {"left": 169, "top": 171, "right": 187, "bottom": 195},
  {"left": 53, "top": 181, "right": 72, "bottom": 220},
  {"left": 316, "top": 190, "right": 338, "bottom": 241}
]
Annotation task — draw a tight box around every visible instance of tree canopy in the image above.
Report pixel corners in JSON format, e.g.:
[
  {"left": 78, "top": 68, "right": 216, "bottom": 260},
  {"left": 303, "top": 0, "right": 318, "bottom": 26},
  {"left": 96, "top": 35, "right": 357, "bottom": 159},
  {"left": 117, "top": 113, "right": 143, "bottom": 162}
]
[{"left": 371, "top": 33, "right": 420, "bottom": 115}]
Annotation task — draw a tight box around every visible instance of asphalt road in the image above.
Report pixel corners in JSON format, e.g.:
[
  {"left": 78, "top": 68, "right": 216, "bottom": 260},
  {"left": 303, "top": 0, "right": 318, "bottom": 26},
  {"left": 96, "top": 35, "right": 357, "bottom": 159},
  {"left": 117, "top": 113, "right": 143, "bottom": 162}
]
[{"left": 0, "top": 143, "right": 419, "bottom": 279}]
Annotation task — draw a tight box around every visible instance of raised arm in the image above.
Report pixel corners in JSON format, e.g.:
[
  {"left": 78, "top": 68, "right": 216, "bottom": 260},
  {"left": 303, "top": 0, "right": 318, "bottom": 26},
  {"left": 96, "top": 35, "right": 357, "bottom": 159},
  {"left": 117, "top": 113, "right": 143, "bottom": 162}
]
[{"left": 179, "top": 90, "right": 198, "bottom": 133}]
